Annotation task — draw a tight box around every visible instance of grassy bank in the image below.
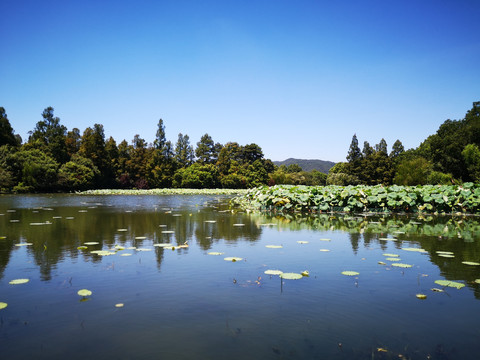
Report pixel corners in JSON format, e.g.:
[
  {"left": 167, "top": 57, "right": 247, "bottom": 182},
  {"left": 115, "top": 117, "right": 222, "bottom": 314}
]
[
  {"left": 231, "top": 184, "right": 480, "bottom": 214},
  {"left": 78, "top": 188, "right": 249, "bottom": 196}
]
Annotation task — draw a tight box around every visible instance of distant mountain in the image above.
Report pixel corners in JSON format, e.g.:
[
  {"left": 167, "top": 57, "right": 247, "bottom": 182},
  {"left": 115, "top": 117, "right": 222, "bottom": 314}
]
[{"left": 273, "top": 158, "right": 336, "bottom": 173}]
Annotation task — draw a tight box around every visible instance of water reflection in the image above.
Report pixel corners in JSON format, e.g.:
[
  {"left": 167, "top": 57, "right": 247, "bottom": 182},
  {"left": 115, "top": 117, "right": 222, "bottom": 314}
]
[{"left": 1, "top": 195, "right": 479, "bottom": 296}]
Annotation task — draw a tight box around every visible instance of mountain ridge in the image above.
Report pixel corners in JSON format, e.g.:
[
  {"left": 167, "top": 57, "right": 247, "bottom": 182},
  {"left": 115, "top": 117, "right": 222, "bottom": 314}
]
[{"left": 273, "top": 158, "right": 336, "bottom": 173}]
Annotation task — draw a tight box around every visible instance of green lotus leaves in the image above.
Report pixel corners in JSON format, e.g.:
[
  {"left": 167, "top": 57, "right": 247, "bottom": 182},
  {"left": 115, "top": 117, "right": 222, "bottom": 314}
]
[
  {"left": 15, "top": 243, "right": 33, "bottom": 246},
  {"left": 434, "top": 280, "right": 465, "bottom": 289},
  {"left": 77, "top": 289, "right": 92, "bottom": 296},
  {"left": 264, "top": 270, "right": 283, "bottom": 276},
  {"left": 135, "top": 236, "right": 147, "bottom": 240},
  {"left": 265, "top": 245, "right": 283, "bottom": 249},
  {"left": 386, "top": 257, "right": 401, "bottom": 262},
  {"left": 438, "top": 254, "right": 455, "bottom": 258},
  {"left": 232, "top": 224, "right": 245, "bottom": 227},
  {"left": 0, "top": 302, "right": 7, "bottom": 310},
  {"left": 378, "top": 261, "right": 387, "bottom": 265},
  {"left": 117, "top": 229, "right": 128, "bottom": 232},
  {"left": 77, "top": 246, "right": 88, "bottom": 250},
  {"left": 224, "top": 257, "right": 243, "bottom": 262},
  {"left": 115, "top": 303, "right": 124, "bottom": 308},
  {"left": 297, "top": 241, "right": 309, "bottom": 244},
  {"left": 90, "top": 250, "right": 116, "bottom": 256},
  {"left": 462, "top": 261, "right": 480, "bottom": 266},
  {"left": 416, "top": 294, "right": 427, "bottom": 300},
  {"left": 136, "top": 248, "right": 152, "bottom": 252},
  {"left": 319, "top": 238, "right": 331, "bottom": 241},
  {"left": 204, "top": 220, "right": 216, "bottom": 223},
  {"left": 436, "top": 251, "right": 454, "bottom": 255},
  {"left": 379, "top": 237, "right": 397, "bottom": 241},
  {"left": 474, "top": 279, "right": 480, "bottom": 284},
  {"left": 120, "top": 253, "right": 132, "bottom": 256},
  {"left": 84, "top": 242, "right": 99, "bottom": 245},
  {"left": 391, "top": 263, "right": 413, "bottom": 268},
  {"left": 154, "top": 243, "right": 173, "bottom": 247},
  {"left": 383, "top": 253, "right": 399, "bottom": 257},
  {"left": 161, "top": 230, "right": 175, "bottom": 234},
  {"left": 280, "top": 272, "right": 303, "bottom": 280},
  {"left": 9, "top": 279, "right": 30, "bottom": 285},
  {"left": 319, "top": 249, "right": 330, "bottom": 252},
  {"left": 341, "top": 271, "right": 359, "bottom": 276},
  {"left": 207, "top": 252, "right": 224, "bottom": 255}
]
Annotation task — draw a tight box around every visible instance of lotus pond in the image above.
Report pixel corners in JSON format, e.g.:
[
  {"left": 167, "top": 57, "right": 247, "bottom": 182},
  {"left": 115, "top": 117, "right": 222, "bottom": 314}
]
[{"left": 1, "top": 194, "right": 480, "bottom": 359}]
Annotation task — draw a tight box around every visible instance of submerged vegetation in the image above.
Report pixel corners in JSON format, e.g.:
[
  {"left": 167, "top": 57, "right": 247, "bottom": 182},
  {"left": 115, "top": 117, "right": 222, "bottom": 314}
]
[{"left": 231, "top": 183, "right": 480, "bottom": 214}]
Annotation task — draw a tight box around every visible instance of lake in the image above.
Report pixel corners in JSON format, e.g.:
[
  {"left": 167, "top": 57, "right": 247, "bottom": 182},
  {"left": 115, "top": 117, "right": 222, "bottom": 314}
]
[{"left": 1, "top": 194, "right": 480, "bottom": 360}]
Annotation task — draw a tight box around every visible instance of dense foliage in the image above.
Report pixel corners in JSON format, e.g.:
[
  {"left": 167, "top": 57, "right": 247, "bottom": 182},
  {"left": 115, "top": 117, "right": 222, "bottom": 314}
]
[
  {"left": 231, "top": 183, "right": 480, "bottom": 214},
  {"left": 0, "top": 108, "right": 279, "bottom": 192},
  {"left": 328, "top": 102, "right": 480, "bottom": 186}
]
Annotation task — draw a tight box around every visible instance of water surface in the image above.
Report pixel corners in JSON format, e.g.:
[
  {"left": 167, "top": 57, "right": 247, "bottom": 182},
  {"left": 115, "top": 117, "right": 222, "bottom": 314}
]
[{"left": 1, "top": 194, "right": 480, "bottom": 360}]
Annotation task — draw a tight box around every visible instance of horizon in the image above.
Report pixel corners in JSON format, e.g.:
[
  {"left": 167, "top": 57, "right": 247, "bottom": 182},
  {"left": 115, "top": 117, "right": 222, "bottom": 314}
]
[{"left": 1, "top": 0, "right": 479, "bottom": 163}]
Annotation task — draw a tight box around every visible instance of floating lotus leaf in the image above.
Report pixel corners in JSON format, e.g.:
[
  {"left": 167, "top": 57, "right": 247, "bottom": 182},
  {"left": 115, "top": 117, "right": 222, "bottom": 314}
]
[
  {"left": 438, "top": 254, "right": 455, "bottom": 258},
  {"left": 379, "top": 237, "right": 397, "bottom": 241},
  {"left": 383, "top": 253, "right": 399, "bottom": 257},
  {"left": 77, "top": 289, "right": 92, "bottom": 297},
  {"left": 136, "top": 248, "right": 152, "bottom": 252},
  {"left": 386, "top": 258, "right": 401, "bottom": 261},
  {"left": 475, "top": 279, "right": 480, "bottom": 284},
  {"left": 297, "top": 241, "right": 309, "bottom": 244},
  {"left": 436, "top": 251, "right": 454, "bottom": 255},
  {"left": 319, "top": 238, "right": 331, "bottom": 241},
  {"left": 52, "top": 216, "right": 62, "bottom": 219},
  {"left": 114, "top": 245, "right": 125, "bottom": 250},
  {"left": 10, "top": 220, "right": 19, "bottom": 222},
  {"left": 401, "top": 247, "right": 427, "bottom": 253},
  {"left": 153, "top": 243, "right": 173, "bottom": 247},
  {"left": 30, "top": 222, "right": 46, "bottom": 226},
  {"left": 264, "top": 270, "right": 283, "bottom": 275},
  {"left": 90, "top": 250, "right": 116, "bottom": 256},
  {"left": 158, "top": 225, "right": 167, "bottom": 227},
  {"left": 301, "top": 270, "right": 309, "bottom": 276},
  {"left": 204, "top": 220, "right": 216, "bottom": 223},
  {"left": 15, "top": 243, "right": 33, "bottom": 246},
  {"left": 9, "top": 279, "right": 29, "bottom": 285},
  {"left": 115, "top": 303, "right": 124, "bottom": 308},
  {"left": 431, "top": 288, "right": 444, "bottom": 292},
  {"left": 78, "top": 210, "right": 87, "bottom": 213},
  {"left": 172, "top": 214, "right": 182, "bottom": 217},
  {"left": 224, "top": 257, "right": 243, "bottom": 262},
  {"left": 84, "top": 242, "right": 99, "bottom": 245},
  {"left": 319, "top": 249, "right": 330, "bottom": 252},
  {"left": 120, "top": 253, "right": 132, "bottom": 256},
  {"left": 135, "top": 236, "right": 147, "bottom": 240},
  {"left": 207, "top": 252, "right": 224, "bottom": 255},
  {"left": 126, "top": 246, "right": 136, "bottom": 250},
  {"left": 0, "top": 236, "right": 6, "bottom": 239},
  {"left": 462, "top": 261, "right": 480, "bottom": 266},
  {"left": 233, "top": 224, "right": 245, "bottom": 227},
  {"left": 378, "top": 261, "right": 387, "bottom": 265},
  {"left": 65, "top": 217, "right": 74, "bottom": 220},
  {"left": 394, "top": 231, "right": 405, "bottom": 234},
  {"left": 416, "top": 294, "right": 427, "bottom": 300},
  {"left": 265, "top": 245, "right": 283, "bottom": 249},
  {"left": 391, "top": 263, "right": 412, "bottom": 268},
  {"left": 259, "top": 223, "right": 275, "bottom": 226},
  {"left": 341, "top": 271, "right": 359, "bottom": 276},
  {"left": 280, "top": 272, "right": 303, "bottom": 280},
  {"left": 0, "top": 302, "right": 7, "bottom": 310},
  {"left": 434, "top": 280, "right": 465, "bottom": 289},
  {"left": 117, "top": 229, "right": 128, "bottom": 232},
  {"left": 77, "top": 246, "right": 88, "bottom": 250},
  {"left": 161, "top": 230, "right": 174, "bottom": 234}
]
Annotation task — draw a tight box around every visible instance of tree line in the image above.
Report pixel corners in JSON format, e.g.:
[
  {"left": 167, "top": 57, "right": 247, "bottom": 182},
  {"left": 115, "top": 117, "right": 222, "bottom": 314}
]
[
  {"left": 329, "top": 101, "right": 480, "bottom": 186},
  {"left": 0, "top": 106, "right": 327, "bottom": 192}
]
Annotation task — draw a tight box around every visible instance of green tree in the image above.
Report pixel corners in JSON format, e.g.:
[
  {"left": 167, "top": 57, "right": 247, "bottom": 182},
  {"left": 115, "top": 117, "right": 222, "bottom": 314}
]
[
  {"left": 347, "top": 134, "right": 361, "bottom": 162},
  {"left": 286, "top": 164, "right": 303, "bottom": 173},
  {"left": 390, "top": 139, "right": 405, "bottom": 158},
  {"left": 173, "top": 163, "right": 220, "bottom": 188},
  {"left": 65, "top": 128, "right": 81, "bottom": 158},
  {"left": 195, "top": 133, "right": 221, "bottom": 164},
  {"left": 393, "top": 157, "right": 431, "bottom": 185},
  {"left": 0, "top": 107, "right": 18, "bottom": 147},
  {"left": 175, "top": 133, "right": 195, "bottom": 168},
  {"left": 79, "top": 124, "right": 109, "bottom": 186},
  {"left": 58, "top": 155, "right": 99, "bottom": 190},
  {"left": 375, "top": 138, "right": 388, "bottom": 156},
  {"left": 28, "top": 107, "right": 68, "bottom": 163},
  {"left": 362, "top": 141, "right": 374, "bottom": 158},
  {"left": 462, "top": 143, "right": 480, "bottom": 181}
]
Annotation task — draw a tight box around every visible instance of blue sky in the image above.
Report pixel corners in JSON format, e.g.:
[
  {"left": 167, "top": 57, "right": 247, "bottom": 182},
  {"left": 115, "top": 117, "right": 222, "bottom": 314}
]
[{"left": 1, "top": 0, "right": 479, "bottom": 162}]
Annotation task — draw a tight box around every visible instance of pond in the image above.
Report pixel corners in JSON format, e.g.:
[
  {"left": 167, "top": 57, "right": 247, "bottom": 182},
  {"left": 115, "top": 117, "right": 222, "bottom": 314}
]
[{"left": 1, "top": 194, "right": 480, "bottom": 360}]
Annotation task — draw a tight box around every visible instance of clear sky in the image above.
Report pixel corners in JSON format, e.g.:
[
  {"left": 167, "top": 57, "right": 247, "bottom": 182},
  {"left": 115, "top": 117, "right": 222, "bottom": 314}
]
[{"left": 1, "top": 0, "right": 479, "bottom": 162}]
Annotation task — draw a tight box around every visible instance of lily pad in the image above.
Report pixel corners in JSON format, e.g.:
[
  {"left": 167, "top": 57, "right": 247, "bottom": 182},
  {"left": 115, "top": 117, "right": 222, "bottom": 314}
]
[
  {"left": 77, "top": 289, "right": 92, "bottom": 297},
  {"left": 84, "top": 242, "right": 100, "bottom": 245},
  {"left": 233, "top": 224, "right": 245, "bottom": 227},
  {"left": 224, "top": 257, "right": 243, "bottom": 262},
  {"left": 379, "top": 237, "right": 397, "bottom": 241},
  {"left": 264, "top": 270, "right": 283, "bottom": 276},
  {"left": 319, "top": 238, "right": 331, "bottom": 241},
  {"left": 383, "top": 253, "right": 399, "bottom": 257},
  {"left": 135, "top": 236, "right": 147, "bottom": 240},
  {"left": 161, "top": 230, "right": 175, "bottom": 234},
  {"left": 9, "top": 279, "right": 29, "bottom": 285},
  {"left": 462, "top": 261, "right": 480, "bottom": 266},
  {"left": 297, "top": 241, "right": 309, "bottom": 244},
  {"left": 207, "top": 252, "right": 224, "bottom": 255},
  {"left": 115, "top": 303, "right": 124, "bottom": 308},
  {"left": 0, "top": 302, "right": 7, "bottom": 310},
  {"left": 391, "top": 263, "right": 413, "bottom": 268},
  {"left": 117, "top": 229, "right": 128, "bottom": 232},
  {"left": 280, "top": 272, "right": 303, "bottom": 280},
  {"left": 434, "top": 280, "right": 465, "bottom": 289},
  {"left": 378, "top": 261, "right": 387, "bottom": 265},
  {"left": 90, "top": 250, "right": 116, "bottom": 256},
  {"left": 401, "top": 247, "right": 427, "bottom": 253},
  {"left": 341, "top": 271, "right": 359, "bottom": 276},
  {"left": 15, "top": 243, "right": 33, "bottom": 246},
  {"left": 120, "top": 253, "right": 132, "bottom": 256},
  {"left": 319, "top": 249, "right": 330, "bottom": 252},
  {"left": 416, "top": 294, "right": 427, "bottom": 300},
  {"left": 204, "top": 220, "right": 216, "bottom": 223},
  {"left": 436, "top": 251, "right": 454, "bottom": 255},
  {"left": 386, "top": 257, "right": 401, "bottom": 261},
  {"left": 77, "top": 246, "right": 88, "bottom": 250},
  {"left": 136, "top": 248, "right": 152, "bottom": 252},
  {"left": 301, "top": 270, "right": 310, "bottom": 276},
  {"left": 438, "top": 254, "right": 455, "bottom": 258},
  {"left": 153, "top": 243, "right": 173, "bottom": 247},
  {"left": 265, "top": 245, "right": 283, "bottom": 249}
]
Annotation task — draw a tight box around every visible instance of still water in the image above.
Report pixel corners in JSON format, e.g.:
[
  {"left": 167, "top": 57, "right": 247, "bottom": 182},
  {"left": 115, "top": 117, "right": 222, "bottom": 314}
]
[{"left": 0, "top": 194, "right": 480, "bottom": 360}]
